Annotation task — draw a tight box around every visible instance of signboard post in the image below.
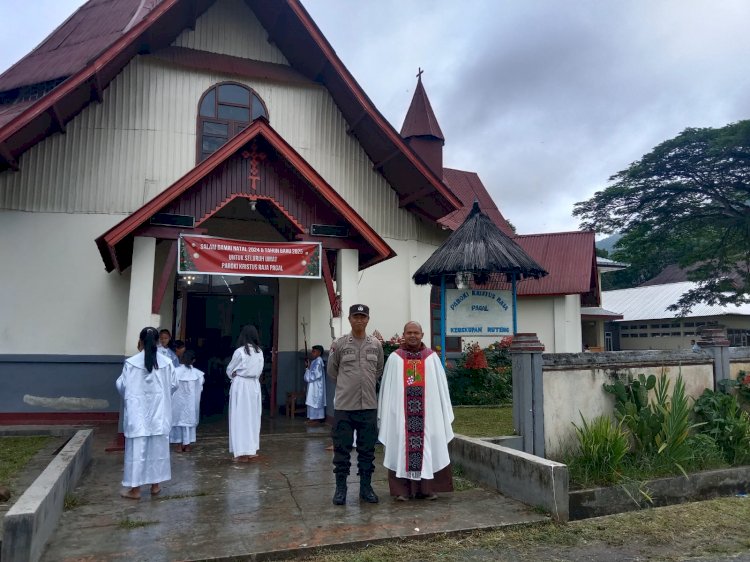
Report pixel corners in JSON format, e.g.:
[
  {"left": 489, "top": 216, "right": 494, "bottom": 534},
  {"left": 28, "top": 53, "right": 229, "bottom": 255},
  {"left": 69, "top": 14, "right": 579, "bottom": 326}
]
[{"left": 178, "top": 234, "right": 321, "bottom": 279}]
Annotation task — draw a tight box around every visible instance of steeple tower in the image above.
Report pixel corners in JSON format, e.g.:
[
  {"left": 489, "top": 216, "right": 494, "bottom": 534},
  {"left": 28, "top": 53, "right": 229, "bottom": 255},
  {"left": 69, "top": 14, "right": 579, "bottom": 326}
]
[{"left": 400, "top": 69, "right": 444, "bottom": 177}]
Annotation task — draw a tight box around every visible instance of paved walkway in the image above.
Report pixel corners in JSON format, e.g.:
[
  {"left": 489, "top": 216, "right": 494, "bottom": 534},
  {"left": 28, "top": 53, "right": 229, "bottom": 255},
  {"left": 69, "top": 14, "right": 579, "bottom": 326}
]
[{"left": 41, "top": 416, "right": 546, "bottom": 561}]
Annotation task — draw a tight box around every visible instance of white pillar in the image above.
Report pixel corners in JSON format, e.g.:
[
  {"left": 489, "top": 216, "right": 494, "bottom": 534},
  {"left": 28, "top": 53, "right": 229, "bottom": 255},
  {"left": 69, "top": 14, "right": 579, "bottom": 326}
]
[
  {"left": 335, "top": 249, "right": 359, "bottom": 338},
  {"left": 408, "top": 240, "right": 432, "bottom": 344},
  {"left": 124, "top": 236, "right": 160, "bottom": 355}
]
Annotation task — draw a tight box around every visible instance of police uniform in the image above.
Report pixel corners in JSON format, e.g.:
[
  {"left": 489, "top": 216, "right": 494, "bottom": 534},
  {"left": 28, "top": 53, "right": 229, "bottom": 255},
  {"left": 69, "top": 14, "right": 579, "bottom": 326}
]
[{"left": 327, "top": 304, "right": 384, "bottom": 503}]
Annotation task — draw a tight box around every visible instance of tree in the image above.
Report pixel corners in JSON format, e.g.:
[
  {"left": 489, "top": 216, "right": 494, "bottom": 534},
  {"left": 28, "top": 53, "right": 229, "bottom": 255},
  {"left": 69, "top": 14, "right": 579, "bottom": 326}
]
[{"left": 574, "top": 121, "right": 750, "bottom": 313}]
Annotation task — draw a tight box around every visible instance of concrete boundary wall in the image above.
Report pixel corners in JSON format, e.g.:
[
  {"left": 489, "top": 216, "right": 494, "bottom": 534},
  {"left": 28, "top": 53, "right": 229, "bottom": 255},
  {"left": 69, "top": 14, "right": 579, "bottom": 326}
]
[
  {"left": 541, "top": 351, "right": 714, "bottom": 458},
  {"left": 2, "top": 429, "right": 93, "bottom": 562},
  {"left": 730, "top": 347, "right": 750, "bottom": 378},
  {"left": 449, "top": 434, "right": 569, "bottom": 522}
]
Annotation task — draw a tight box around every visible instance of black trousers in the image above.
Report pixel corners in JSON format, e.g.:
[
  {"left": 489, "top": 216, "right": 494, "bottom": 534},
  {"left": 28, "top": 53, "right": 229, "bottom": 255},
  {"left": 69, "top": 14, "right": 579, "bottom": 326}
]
[{"left": 331, "top": 409, "right": 378, "bottom": 476}]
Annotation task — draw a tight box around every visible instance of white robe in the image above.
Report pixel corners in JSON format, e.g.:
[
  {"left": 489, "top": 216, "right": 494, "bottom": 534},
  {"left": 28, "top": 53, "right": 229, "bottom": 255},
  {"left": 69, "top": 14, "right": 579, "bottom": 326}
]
[
  {"left": 226, "top": 345, "right": 264, "bottom": 457},
  {"left": 158, "top": 344, "right": 180, "bottom": 367},
  {"left": 377, "top": 350, "right": 454, "bottom": 480},
  {"left": 170, "top": 365, "right": 204, "bottom": 445},
  {"left": 116, "top": 352, "right": 178, "bottom": 486},
  {"left": 304, "top": 356, "right": 326, "bottom": 419}
]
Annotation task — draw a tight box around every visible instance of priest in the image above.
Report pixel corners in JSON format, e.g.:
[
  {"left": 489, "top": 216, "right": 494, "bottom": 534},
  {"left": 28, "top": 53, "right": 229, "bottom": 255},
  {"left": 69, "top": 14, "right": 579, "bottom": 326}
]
[{"left": 377, "top": 321, "right": 454, "bottom": 501}]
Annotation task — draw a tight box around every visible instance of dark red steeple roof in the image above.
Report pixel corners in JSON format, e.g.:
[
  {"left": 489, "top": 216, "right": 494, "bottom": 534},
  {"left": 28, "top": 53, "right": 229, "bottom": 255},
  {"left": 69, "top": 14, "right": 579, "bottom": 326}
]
[{"left": 400, "top": 75, "right": 444, "bottom": 141}]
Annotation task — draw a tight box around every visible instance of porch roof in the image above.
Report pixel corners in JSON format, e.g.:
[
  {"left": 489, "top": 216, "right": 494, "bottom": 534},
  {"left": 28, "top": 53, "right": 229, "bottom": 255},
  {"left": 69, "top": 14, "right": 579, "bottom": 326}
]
[{"left": 95, "top": 118, "right": 395, "bottom": 273}]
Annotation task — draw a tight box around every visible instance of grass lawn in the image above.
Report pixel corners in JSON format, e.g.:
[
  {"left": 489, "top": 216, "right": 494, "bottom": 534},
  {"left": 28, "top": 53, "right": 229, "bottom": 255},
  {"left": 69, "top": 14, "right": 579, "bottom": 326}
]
[
  {"left": 452, "top": 406, "right": 514, "bottom": 437},
  {"left": 0, "top": 436, "right": 53, "bottom": 485},
  {"left": 297, "top": 496, "right": 750, "bottom": 561}
]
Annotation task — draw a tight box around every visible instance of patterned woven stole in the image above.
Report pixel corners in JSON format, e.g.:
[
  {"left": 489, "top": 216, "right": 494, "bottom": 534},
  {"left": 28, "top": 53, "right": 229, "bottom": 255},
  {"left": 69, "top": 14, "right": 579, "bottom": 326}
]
[{"left": 398, "top": 349, "right": 427, "bottom": 479}]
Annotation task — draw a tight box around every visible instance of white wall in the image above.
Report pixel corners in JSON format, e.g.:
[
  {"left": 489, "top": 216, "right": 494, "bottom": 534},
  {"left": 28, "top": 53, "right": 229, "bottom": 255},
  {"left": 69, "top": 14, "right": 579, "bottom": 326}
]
[
  {"left": 543, "top": 363, "right": 714, "bottom": 458},
  {"left": 515, "top": 295, "right": 582, "bottom": 353},
  {"left": 0, "top": 211, "right": 130, "bottom": 355},
  {"left": 357, "top": 237, "right": 436, "bottom": 344}
]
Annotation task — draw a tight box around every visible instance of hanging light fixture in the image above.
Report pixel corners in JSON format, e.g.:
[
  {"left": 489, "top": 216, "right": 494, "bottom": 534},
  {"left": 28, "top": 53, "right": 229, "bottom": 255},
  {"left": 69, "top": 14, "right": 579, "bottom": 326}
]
[{"left": 455, "top": 271, "right": 472, "bottom": 290}]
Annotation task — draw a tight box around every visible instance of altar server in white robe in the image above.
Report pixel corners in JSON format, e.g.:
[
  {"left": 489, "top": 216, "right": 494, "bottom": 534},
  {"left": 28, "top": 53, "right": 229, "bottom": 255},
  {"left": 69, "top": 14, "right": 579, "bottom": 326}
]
[
  {"left": 226, "top": 325, "right": 264, "bottom": 462},
  {"left": 304, "top": 345, "right": 327, "bottom": 424},
  {"left": 170, "top": 350, "right": 204, "bottom": 452},
  {"left": 117, "top": 326, "right": 178, "bottom": 499},
  {"left": 378, "top": 321, "right": 454, "bottom": 501}
]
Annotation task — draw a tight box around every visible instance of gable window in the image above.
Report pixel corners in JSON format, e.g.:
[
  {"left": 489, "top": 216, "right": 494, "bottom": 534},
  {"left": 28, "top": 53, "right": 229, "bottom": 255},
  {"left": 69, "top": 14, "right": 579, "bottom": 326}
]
[{"left": 197, "top": 82, "right": 268, "bottom": 162}]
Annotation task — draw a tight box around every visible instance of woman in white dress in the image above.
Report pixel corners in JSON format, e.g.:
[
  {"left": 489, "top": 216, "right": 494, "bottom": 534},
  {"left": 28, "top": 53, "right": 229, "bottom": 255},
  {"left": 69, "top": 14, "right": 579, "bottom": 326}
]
[
  {"left": 170, "top": 350, "right": 205, "bottom": 452},
  {"left": 117, "top": 327, "right": 178, "bottom": 499},
  {"left": 226, "top": 325, "right": 264, "bottom": 462}
]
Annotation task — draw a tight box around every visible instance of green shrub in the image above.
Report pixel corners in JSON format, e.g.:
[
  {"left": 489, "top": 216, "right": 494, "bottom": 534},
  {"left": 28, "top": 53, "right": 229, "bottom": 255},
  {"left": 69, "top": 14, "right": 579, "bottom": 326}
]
[
  {"left": 567, "top": 414, "right": 629, "bottom": 487},
  {"left": 684, "top": 433, "right": 728, "bottom": 471},
  {"left": 693, "top": 389, "right": 750, "bottom": 465},
  {"left": 447, "top": 340, "right": 512, "bottom": 405},
  {"left": 604, "top": 373, "right": 661, "bottom": 453},
  {"left": 653, "top": 374, "right": 695, "bottom": 474}
]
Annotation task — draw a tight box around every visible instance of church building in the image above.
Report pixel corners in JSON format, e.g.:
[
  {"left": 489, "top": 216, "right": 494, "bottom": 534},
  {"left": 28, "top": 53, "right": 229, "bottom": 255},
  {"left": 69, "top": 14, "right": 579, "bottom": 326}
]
[{"left": 0, "top": 0, "right": 601, "bottom": 421}]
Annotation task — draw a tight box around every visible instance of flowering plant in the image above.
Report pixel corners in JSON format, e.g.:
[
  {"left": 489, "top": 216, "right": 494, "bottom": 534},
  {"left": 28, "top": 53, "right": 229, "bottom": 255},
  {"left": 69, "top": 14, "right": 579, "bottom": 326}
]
[
  {"left": 374, "top": 331, "right": 402, "bottom": 362},
  {"left": 446, "top": 340, "right": 512, "bottom": 405},
  {"left": 736, "top": 370, "right": 750, "bottom": 402},
  {"left": 464, "top": 342, "right": 489, "bottom": 369}
]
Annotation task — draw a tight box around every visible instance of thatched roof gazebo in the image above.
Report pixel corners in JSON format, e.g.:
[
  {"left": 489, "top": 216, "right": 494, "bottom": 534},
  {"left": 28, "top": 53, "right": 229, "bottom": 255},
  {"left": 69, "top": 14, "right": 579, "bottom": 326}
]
[{"left": 414, "top": 201, "right": 548, "bottom": 363}]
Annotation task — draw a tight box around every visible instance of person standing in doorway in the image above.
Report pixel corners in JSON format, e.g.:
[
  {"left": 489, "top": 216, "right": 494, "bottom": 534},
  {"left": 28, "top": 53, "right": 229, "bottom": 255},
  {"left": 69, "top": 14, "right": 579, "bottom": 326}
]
[
  {"left": 226, "top": 325, "right": 264, "bottom": 462},
  {"left": 304, "top": 345, "right": 327, "bottom": 425},
  {"left": 158, "top": 329, "right": 180, "bottom": 367},
  {"left": 327, "top": 304, "right": 384, "bottom": 505},
  {"left": 117, "top": 326, "right": 178, "bottom": 499},
  {"left": 378, "top": 321, "right": 454, "bottom": 501}
]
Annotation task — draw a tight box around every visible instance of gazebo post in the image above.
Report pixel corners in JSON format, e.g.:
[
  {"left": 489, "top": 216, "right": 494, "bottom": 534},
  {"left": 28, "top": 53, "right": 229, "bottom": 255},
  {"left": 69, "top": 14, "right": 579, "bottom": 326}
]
[
  {"left": 440, "top": 274, "right": 447, "bottom": 367},
  {"left": 511, "top": 272, "right": 518, "bottom": 335}
]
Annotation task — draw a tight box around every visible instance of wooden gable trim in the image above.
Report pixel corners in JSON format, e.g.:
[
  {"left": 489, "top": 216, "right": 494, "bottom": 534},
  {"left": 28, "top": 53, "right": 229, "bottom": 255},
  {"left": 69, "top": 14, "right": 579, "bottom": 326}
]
[
  {"left": 321, "top": 251, "right": 341, "bottom": 318},
  {"left": 151, "top": 47, "right": 315, "bottom": 87},
  {"left": 96, "top": 119, "right": 395, "bottom": 272},
  {"left": 152, "top": 241, "right": 177, "bottom": 314}
]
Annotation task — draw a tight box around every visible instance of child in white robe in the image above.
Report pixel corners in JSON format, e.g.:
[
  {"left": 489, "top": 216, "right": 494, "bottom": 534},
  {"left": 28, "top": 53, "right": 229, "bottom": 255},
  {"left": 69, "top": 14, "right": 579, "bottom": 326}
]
[
  {"left": 117, "top": 326, "right": 178, "bottom": 499},
  {"left": 226, "top": 325, "right": 264, "bottom": 462},
  {"left": 304, "top": 345, "right": 326, "bottom": 424},
  {"left": 170, "top": 350, "right": 204, "bottom": 452},
  {"left": 158, "top": 328, "right": 180, "bottom": 367}
]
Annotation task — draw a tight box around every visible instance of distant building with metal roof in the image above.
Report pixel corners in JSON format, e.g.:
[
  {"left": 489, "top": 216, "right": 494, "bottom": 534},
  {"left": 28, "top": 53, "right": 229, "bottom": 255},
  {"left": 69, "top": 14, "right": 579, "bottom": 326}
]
[{"left": 602, "top": 281, "right": 750, "bottom": 350}]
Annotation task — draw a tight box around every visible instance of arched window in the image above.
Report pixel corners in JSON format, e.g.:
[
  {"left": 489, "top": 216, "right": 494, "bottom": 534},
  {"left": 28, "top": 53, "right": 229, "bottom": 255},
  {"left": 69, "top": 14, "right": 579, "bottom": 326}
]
[{"left": 197, "top": 82, "right": 268, "bottom": 162}]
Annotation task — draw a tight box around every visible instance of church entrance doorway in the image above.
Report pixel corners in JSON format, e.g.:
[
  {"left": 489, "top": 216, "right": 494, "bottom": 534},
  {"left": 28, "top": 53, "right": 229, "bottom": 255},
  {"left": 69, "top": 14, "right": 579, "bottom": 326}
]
[{"left": 175, "top": 275, "right": 279, "bottom": 421}]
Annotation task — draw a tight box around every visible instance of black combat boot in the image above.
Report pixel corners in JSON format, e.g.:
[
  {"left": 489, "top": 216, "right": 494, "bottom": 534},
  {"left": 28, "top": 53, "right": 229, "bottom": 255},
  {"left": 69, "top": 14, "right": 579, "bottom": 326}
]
[
  {"left": 332, "top": 474, "right": 347, "bottom": 505},
  {"left": 359, "top": 473, "right": 379, "bottom": 503}
]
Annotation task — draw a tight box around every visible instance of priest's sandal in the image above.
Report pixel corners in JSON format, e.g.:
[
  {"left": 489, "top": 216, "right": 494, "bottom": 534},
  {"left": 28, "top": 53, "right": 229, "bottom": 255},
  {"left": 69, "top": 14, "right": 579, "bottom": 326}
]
[
  {"left": 332, "top": 474, "right": 347, "bottom": 505},
  {"left": 359, "top": 473, "right": 379, "bottom": 503}
]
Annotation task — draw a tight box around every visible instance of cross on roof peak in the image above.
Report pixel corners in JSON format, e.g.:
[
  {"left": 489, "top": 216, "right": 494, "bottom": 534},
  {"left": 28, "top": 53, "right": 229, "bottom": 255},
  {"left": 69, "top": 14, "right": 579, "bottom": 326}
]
[{"left": 416, "top": 67, "right": 424, "bottom": 80}]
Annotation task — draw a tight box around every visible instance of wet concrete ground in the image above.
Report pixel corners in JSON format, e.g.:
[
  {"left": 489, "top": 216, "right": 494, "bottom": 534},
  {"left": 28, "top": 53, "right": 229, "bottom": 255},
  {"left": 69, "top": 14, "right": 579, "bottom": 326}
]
[{"left": 41, "top": 416, "right": 547, "bottom": 561}]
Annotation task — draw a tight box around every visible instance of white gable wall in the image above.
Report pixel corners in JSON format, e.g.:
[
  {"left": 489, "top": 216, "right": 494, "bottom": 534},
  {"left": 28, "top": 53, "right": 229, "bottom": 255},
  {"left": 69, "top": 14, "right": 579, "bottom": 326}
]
[{"left": 173, "top": 0, "right": 289, "bottom": 64}]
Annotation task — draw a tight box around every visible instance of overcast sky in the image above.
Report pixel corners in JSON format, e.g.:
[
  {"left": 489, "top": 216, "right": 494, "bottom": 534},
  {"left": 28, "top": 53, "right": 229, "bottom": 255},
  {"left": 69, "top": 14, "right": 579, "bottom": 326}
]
[{"left": 2, "top": 0, "right": 750, "bottom": 235}]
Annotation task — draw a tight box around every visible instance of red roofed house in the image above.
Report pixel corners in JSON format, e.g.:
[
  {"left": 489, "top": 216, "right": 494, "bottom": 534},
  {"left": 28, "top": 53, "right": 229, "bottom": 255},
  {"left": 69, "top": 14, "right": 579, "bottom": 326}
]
[{"left": 0, "top": 0, "right": 602, "bottom": 421}]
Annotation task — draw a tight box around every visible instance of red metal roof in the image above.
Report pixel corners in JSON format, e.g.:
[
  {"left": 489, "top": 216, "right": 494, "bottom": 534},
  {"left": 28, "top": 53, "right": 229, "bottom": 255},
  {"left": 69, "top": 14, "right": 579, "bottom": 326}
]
[
  {"left": 473, "top": 231, "right": 597, "bottom": 296},
  {"left": 95, "top": 118, "right": 395, "bottom": 273},
  {"left": 441, "top": 168, "right": 515, "bottom": 236},
  {"left": 0, "top": 0, "right": 155, "bottom": 93},
  {"left": 515, "top": 231, "right": 597, "bottom": 295},
  {"left": 400, "top": 76, "right": 444, "bottom": 140}
]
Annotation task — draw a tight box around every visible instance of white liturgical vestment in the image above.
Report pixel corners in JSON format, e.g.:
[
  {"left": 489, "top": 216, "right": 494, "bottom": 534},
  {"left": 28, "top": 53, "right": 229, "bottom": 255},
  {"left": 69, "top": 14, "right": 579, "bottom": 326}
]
[{"left": 377, "top": 348, "right": 454, "bottom": 480}]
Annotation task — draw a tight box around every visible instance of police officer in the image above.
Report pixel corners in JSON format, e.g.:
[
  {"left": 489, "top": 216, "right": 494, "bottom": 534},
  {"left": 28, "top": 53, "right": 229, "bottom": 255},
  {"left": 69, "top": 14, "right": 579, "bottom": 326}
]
[{"left": 327, "top": 304, "right": 384, "bottom": 505}]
